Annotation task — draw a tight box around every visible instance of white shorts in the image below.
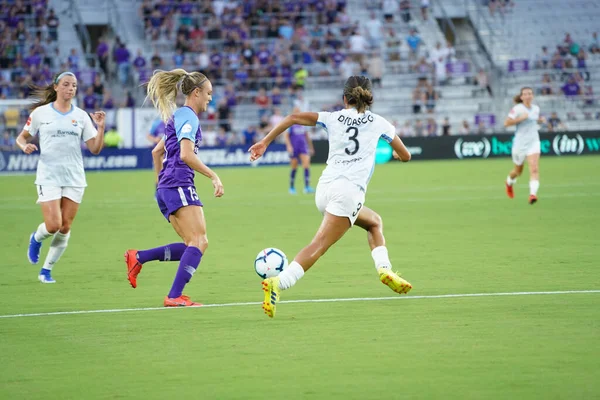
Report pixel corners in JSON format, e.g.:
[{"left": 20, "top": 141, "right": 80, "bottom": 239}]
[
  {"left": 315, "top": 178, "right": 366, "bottom": 226},
  {"left": 512, "top": 141, "right": 541, "bottom": 166},
  {"left": 36, "top": 185, "right": 85, "bottom": 204}
]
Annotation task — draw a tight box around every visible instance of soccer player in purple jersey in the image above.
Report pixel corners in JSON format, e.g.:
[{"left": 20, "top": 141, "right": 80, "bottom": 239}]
[
  {"left": 284, "top": 107, "right": 315, "bottom": 194},
  {"left": 124, "top": 69, "right": 224, "bottom": 307}
]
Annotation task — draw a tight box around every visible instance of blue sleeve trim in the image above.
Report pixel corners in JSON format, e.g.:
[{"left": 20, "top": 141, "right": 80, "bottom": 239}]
[
  {"left": 316, "top": 121, "right": 327, "bottom": 130},
  {"left": 174, "top": 108, "right": 199, "bottom": 142},
  {"left": 380, "top": 133, "right": 394, "bottom": 143}
]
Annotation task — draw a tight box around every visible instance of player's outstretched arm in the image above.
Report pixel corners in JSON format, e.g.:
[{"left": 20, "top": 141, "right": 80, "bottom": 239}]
[
  {"left": 15, "top": 130, "right": 38, "bottom": 154},
  {"left": 391, "top": 135, "right": 411, "bottom": 162},
  {"left": 249, "top": 112, "right": 318, "bottom": 161},
  {"left": 180, "top": 138, "right": 224, "bottom": 197}
]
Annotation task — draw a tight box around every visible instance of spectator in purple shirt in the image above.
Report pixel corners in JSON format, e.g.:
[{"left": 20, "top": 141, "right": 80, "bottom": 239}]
[
  {"left": 46, "top": 9, "right": 59, "bottom": 41},
  {"left": 103, "top": 89, "right": 115, "bottom": 109},
  {"left": 113, "top": 43, "right": 131, "bottom": 85},
  {"left": 331, "top": 49, "right": 345, "bottom": 67},
  {"left": 133, "top": 49, "right": 146, "bottom": 70},
  {"left": 561, "top": 77, "right": 582, "bottom": 98},
  {"left": 210, "top": 48, "right": 223, "bottom": 67},
  {"left": 271, "top": 87, "right": 283, "bottom": 106},
  {"left": 24, "top": 49, "right": 42, "bottom": 68},
  {"left": 83, "top": 86, "right": 97, "bottom": 112},
  {"left": 256, "top": 44, "right": 271, "bottom": 65},
  {"left": 96, "top": 38, "right": 109, "bottom": 75}
]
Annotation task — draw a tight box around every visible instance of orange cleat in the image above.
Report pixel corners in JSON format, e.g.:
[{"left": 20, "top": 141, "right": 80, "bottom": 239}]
[
  {"left": 505, "top": 182, "right": 514, "bottom": 199},
  {"left": 529, "top": 194, "right": 538, "bottom": 205},
  {"left": 164, "top": 295, "right": 202, "bottom": 307},
  {"left": 124, "top": 250, "right": 143, "bottom": 288}
]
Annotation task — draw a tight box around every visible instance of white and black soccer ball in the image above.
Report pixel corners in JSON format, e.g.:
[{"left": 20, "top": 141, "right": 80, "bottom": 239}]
[{"left": 254, "top": 248, "right": 288, "bottom": 279}]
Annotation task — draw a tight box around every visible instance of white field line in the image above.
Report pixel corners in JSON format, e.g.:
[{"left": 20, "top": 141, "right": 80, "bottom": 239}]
[{"left": 0, "top": 290, "right": 598, "bottom": 319}]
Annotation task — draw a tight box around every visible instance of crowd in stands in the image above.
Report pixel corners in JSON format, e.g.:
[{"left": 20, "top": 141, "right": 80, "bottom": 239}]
[
  {"left": 2, "top": 0, "right": 597, "bottom": 150},
  {"left": 533, "top": 31, "right": 599, "bottom": 121}
]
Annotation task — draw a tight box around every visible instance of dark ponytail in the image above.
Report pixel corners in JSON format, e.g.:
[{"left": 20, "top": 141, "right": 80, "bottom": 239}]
[
  {"left": 29, "top": 81, "right": 58, "bottom": 111},
  {"left": 343, "top": 75, "right": 373, "bottom": 113}
]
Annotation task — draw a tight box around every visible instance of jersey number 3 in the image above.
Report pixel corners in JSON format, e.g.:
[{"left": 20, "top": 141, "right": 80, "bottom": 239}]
[{"left": 345, "top": 127, "right": 359, "bottom": 156}]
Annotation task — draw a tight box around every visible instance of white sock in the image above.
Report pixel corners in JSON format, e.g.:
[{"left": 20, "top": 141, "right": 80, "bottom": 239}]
[
  {"left": 372, "top": 246, "right": 392, "bottom": 270},
  {"left": 506, "top": 175, "right": 517, "bottom": 186},
  {"left": 529, "top": 180, "right": 539, "bottom": 196},
  {"left": 34, "top": 223, "right": 53, "bottom": 242},
  {"left": 277, "top": 261, "right": 305, "bottom": 290},
  {"left": 42, "top": 231, "right": 70, "bottom": 271}
]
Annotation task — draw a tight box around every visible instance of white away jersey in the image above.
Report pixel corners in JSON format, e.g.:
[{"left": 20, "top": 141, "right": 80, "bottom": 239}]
[
  {"left": 507, "top": 103, "right": 540, "bottom": 145},
  {"left": 316, "top": 108, "right": 395, "bottom": 191},
  {"left": 24, "top": 104, "right": 98, "bottom": 187}
]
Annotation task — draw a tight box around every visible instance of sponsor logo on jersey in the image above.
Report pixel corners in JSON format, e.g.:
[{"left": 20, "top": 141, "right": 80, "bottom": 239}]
[{"left": 182, "top": 123, "right": 193, "bottom": 134}]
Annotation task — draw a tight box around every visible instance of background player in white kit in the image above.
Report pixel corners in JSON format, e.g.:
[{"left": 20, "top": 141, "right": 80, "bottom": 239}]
[
  {"left": 503, "top": 87, "right": 546, "bottom": 204},
  {"left": 15, "top": 71, "right": 106, "bottom": 283},
  {"left": 249, "top": 76, "right": 412, "bottom": 318}
]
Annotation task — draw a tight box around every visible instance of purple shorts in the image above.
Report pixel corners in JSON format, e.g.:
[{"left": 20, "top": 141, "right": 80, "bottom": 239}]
[
  {"left": 156, "top": 186, "right": 203, "bottom": 222},
  {"left": 291, "top": 143, "right": 309, "bottom": 159}
]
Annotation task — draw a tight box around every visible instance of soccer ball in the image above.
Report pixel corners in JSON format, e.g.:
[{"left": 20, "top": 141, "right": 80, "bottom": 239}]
[{"left": 254, "top": 248, "right": 288, "bottom": 279}]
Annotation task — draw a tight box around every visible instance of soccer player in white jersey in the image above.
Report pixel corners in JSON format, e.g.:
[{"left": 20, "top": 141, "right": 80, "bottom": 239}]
[
  {"left": 249, "top": 76, "right": 412, "bottom": 318},
  {"left": 15, "top": 71, "right": 106, "bottom": 283},
  {"left": 503, "top": 87, "right": 546, "bottom": 204}
]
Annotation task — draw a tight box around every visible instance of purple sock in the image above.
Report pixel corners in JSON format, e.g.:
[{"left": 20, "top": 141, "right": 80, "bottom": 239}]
[
  {"left": 304, "top": 168, "right": 310, "bottom": 188},
  {"left": 290, "top": 168, "right": 297, "bottom": 189},
  {"left": 137, "top": 243, "right": 187, "bottom": 264},
  {"left": 167, "top": 246, "right": 202, "bottom": 299}
]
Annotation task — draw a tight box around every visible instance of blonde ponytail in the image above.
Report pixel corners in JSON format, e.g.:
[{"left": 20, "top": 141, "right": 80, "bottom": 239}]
[{"left": 145, "top": 69, "right": 188, "bottom": 123}]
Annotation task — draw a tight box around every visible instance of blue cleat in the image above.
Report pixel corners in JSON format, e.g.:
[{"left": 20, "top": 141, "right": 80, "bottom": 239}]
[
  {"left": 38, "top": 268, "right": 56, "bottom": 284},
  {"left": 289, "top": 187, "right": 297, "bottom": 195},
  {"left": 303, "top": 186, "right": 315, "bottom": 194},
  {"left": 28, "top": 233, "right": 42, "bottom": 264}
]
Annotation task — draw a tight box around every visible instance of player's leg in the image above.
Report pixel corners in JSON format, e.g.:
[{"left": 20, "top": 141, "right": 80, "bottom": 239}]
[
  {"left": 300, "top": 153, "right": 314, "bottom": 193},
  {"left": 29, "top": 186, "right": 62, "bottom": 265},
  {"left": 526, "top": 152, "right": 540, "bottom": 204},
  {"left": 163, "top": 205, "right": 206, "bottom": 306},
  {"left": 289, "top": 157, "right": 298, "bottom": 194},
  {"left": 262, "top": 212, "right": 351, "bottom": 318},
  {"left": 355, "top": 207, "right": 412, "bottom": 294},
  {"left": 506, "top": 151, "right": 525, "bottom": 198},
  {"left": 125, "top": 188, "right": 188, "bottom": 288},
  {"left": 39, "top": 195, "right": 80, "bottom": 283}
]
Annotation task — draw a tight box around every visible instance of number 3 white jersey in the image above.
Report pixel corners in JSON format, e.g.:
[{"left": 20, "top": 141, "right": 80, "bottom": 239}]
[
  {"left": 23, "top": 104, "right": 98, "bottom": 187},
  {"left": 317, "top": 108, "right": 395, "bottom": 191}
]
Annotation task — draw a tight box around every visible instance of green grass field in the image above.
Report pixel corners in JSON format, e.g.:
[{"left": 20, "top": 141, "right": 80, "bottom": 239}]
[{"left": 1, "top": 157, "right": 599, "bottom": 400}]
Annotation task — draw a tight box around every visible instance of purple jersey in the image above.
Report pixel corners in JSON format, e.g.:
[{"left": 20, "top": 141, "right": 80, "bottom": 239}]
[{"left": 158, "top": 106, "right": 202, "bottom": 189}]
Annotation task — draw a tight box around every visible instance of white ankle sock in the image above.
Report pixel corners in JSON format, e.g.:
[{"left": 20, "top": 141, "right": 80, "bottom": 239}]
[
  {"left": 529, "top": 180, "right": 540, "bottom": 196},
  {"left": 277, "top": 261, "right": 305, "bottom": 290},
  {"left": 34, "top": 223, "right": 53, "bottom": 242},
  {"left": 42, "top": 231, "right": 70, "bottom": 270},
  {"left": 372, "top": 246, "right": 392, "bottom": 270},
  {"left": 506, "top": 175, "right": 517, "bottom": 186}
]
